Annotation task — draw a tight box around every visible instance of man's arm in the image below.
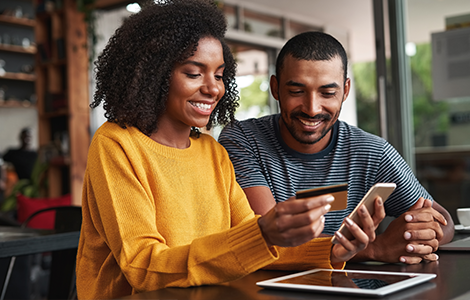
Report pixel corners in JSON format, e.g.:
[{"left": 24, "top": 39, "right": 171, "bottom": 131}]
[
  {"left": 244, "top": 186, "right": 276, "bottom": 215},
  {"left": 245, "top": 186, "right": 454, "bottom": 265},
  {"left": 432, "top": 201, "right": 454, "bottom": 244},
  {"left": 351, "top": 198, "right": 454, "bottom": 264}
]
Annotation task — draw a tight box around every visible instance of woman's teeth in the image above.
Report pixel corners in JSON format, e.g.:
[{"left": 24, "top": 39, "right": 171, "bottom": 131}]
[{"left": 191, "top": 102, "right": 211, "bottom": 110}]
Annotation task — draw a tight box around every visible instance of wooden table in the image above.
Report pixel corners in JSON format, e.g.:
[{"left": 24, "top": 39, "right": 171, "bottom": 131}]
[{"left": 117, "top": 235, "right": 470, "bottom": 300}]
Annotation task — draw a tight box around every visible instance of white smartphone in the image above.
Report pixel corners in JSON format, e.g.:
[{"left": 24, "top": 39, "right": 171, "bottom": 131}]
[{"left": 331, "top": 183, "right": 396, "bottom": 244}]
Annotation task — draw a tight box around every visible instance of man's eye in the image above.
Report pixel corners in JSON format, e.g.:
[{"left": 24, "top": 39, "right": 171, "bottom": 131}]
[
  {"left": 289, "top": 90, "right": 303, "bottom": 95},
  {"left": 323, "top": 92, "right": 336, "bottom": 97}
]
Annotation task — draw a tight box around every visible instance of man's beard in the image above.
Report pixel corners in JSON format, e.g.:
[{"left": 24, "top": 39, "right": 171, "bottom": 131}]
[{"left": 281, "top": 110, "right": 338, "bottom": 145}]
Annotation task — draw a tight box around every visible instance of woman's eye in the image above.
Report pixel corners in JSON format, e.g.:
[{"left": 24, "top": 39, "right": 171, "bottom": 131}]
[
  {"left": 185, "top": 73, "right": 200, "bottom": 78},
  {"left": 215, "top": 75, "right": 223, "bottom": 81}
]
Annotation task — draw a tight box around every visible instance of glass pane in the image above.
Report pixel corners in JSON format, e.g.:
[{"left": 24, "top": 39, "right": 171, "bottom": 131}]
[
  {"left": 243, "top": 8, "right": 283, "bottom": 38},
  {"left": 229, "top": 43, "right": 270, "bottom": 121},
  {"left": 221, "top": 3, "right": 237, "bottom": 30},
  {"left": 406, "top": 1, "right": 470, "bottom": 223},
  {"left": 288, "top": 20, "right": 322, "bottom": 39}
]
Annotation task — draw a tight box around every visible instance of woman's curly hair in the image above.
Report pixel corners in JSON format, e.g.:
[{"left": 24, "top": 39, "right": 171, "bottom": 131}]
[{"left": 91, "top": 0, "right": 239, "bottom": 136}]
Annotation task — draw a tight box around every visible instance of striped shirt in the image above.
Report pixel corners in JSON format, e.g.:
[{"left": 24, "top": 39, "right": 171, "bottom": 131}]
[{"left": 218, "top": 114, "right": 432, "bottom": 235}]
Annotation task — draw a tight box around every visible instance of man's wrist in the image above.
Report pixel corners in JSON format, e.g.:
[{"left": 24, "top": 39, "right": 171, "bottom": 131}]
[{"left": 350, "top": 240, "right": 377, "bottom": 262}]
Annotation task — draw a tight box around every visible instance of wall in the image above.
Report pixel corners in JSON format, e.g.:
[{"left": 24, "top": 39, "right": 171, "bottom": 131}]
[{"left": 0, "top": 107, "right": 38, "bottom": 155}]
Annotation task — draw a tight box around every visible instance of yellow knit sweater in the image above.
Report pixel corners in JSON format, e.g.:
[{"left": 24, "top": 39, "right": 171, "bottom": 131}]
[{"left": 76, "top": 122, "right": 340, "bottom": 299}]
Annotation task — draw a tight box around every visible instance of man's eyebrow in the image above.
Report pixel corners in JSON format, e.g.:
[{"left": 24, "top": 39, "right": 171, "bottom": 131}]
[
  {"left": 285, "top": 81, "right": 340, "bottom": 89},
  {"left": 182, "top": 60, "right": 225, "bottom": 69},
  {"left": 321, "top": 82, "right": 340, "bottom": 89},
  {"left": 285, "top": 80, "right": 305, "bottom": 87}
]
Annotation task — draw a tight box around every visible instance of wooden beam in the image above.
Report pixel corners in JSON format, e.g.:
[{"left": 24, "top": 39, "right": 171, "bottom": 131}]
[{"left": 93, "top": 0, "right": 133, "bottom": 10}]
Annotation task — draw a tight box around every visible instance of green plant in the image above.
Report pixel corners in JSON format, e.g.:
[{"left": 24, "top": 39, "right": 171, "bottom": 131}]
[
  {"left": 1, "top": 159, "right": 48, "bottom": 211},
  {"left": 76, "top": 0, "right": 98, "bottom": 64}
]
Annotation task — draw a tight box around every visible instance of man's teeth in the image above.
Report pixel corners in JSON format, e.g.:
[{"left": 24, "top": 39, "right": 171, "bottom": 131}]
[
  {"left": 191, "top": 102, "right": 211, "bottom": 110},
  {"left": 299, "top": 119, "right": 321, "bottom": 126}
]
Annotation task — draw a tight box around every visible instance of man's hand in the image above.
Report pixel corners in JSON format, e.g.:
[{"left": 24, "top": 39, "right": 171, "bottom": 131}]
[
  {"left": 330, "top": 197, "right": 385, "bottom": 263},
  {"left": 356, "top": 197, "right": 447, "bottom": 264},
  {"left": 258, "top": 195, "right": 334, "bottom": 247}
]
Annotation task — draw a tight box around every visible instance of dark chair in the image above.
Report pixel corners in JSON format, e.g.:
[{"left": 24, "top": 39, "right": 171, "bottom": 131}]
[{"left": 0, "top": 206, "right": 82, "bottom": 300}]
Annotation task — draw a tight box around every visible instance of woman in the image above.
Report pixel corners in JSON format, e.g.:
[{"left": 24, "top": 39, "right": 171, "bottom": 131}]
[{"left": 76, "top": 1, "right": 383, "bottom": 299}]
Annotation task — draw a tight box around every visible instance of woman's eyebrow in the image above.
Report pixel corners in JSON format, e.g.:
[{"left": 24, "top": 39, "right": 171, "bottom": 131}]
[{"left": 182, "top": 60, "right": 226, "bottom": 69}]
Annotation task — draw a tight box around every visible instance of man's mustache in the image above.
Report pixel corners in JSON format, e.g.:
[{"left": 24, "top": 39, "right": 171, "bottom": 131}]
[{"left": 290, "top": 111, "right": 331, "bottom": 121}]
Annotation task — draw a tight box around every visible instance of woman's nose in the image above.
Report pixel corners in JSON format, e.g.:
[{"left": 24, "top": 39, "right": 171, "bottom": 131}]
[{"left": 201, "top": 77, "right": 222, "bottom": 98}]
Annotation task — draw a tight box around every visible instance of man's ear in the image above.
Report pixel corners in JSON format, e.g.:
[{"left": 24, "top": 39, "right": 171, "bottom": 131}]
[
  {"left": 270, "top": 75, "right": 280, "bottom": 101},
  {"left": 342, "top": 78, "right": 351, "bottom": 103}
]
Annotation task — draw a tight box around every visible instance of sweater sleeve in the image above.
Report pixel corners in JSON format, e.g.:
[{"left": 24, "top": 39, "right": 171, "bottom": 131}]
[
  {"left": 267, "top": 237, "right": 345, "bottom": 270},
  {"left": 82, "top": 133, "right": 279, "bottom": 293}
]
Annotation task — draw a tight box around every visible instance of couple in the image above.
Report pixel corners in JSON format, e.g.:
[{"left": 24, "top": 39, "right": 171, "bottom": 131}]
[{"left": 76, "top": 0, "right": 453, "bottom": 299}]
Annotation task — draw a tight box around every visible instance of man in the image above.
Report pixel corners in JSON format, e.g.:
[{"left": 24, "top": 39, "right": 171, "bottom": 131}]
[
  {"left": 2, "top": 127, "right": 38, "bottom": 180},
  {"left": 219, "top": 31, "right": 454, "bottom": 264}
]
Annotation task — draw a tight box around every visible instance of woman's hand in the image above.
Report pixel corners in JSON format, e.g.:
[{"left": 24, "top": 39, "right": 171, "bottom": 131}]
[
  {"left": 330, "top": 197, "right": 385, "bottom": 263},
  {"left": 258, "top": 195, "right": 334, "bottom": 247}
]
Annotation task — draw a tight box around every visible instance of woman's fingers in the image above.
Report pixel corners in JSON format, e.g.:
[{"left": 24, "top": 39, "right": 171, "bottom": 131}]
[{"left": 259, "top": 195, "right": 334, "bottom": 247}]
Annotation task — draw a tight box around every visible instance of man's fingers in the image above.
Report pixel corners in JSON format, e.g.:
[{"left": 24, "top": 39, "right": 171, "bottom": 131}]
[
  {"left": 399, "top": 256, "right": 423, "bottom": 265},
  {"left": 372, "top": 197, "right": 386, "bottom": 227},
  {"left": 409, "top": 197, "right": 426, "bottom": 211},
  {"left": 405, "top": 243, "right": 436, "bottom": 255},
  {"left": 357, "top": 205, "right": 376, "bottom": 240},
  {"left": 404, "top": 208, "right": 447, "bottom": 226},
  {"left": 403, "top": 229, "right": 437, "bottom": 241},
  {"left": 422, "top": 253, "right": 439, "bottom": 262}
]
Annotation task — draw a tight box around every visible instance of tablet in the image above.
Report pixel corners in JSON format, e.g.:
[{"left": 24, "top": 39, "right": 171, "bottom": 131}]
[{"left": 256, "top": 268, "right": 436, "bottom": 297}]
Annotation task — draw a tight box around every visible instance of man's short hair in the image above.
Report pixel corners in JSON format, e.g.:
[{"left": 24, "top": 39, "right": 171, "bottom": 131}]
[{"left": 275, "top": 31, "right": 348, "bottom": 83}]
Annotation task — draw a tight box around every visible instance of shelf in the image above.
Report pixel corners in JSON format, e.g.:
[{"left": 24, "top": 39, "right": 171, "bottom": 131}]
[
  {"left": 0, "top": 72, "right": 36, "bottom": 81},
  {"left": 0, "top": 100, "right": 36, "bottom": 108},
  {"left": 0, "top": 44, "right": 36, "bottom": 54},
  {"left": 0, "top": 15, "right": 35, "bottom": 27}
]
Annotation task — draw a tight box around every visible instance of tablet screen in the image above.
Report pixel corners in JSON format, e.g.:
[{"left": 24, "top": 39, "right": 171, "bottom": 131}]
[
  {"left": 257, "top": 269, "right": 436, "bottom": 296},
  {"left": 279, "top": 270, "right": 411, "bottom": 288}
]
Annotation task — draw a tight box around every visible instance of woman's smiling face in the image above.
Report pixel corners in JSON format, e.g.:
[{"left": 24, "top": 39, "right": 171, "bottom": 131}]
[{"left": 163, "top": 36, "right": 226, "bottom": 131}]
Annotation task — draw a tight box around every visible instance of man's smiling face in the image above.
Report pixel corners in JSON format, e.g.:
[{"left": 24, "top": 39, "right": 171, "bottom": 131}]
[{"left": 270, "top": 54, "right": 350, "bottom": 154}]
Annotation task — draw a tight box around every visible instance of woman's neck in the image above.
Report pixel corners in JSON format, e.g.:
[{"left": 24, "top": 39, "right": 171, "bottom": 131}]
[{"left": 149, "top": 126, "right": 192, "bottom": 149}]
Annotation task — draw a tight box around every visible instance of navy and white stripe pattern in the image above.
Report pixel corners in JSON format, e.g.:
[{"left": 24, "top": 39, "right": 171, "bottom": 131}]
[{"left": 218, "top": 114, "right": 432, "bottom": 235}]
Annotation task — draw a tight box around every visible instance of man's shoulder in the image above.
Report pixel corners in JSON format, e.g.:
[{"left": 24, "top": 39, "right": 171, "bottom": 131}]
[{"left": 337, "top": 121, "right": 386, "bottom": 145}]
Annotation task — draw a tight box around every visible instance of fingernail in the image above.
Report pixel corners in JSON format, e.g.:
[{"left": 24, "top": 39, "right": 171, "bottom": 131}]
[
  {"left": 377, "top": 198, "right": 383, "bottom": 205},
  {"left": 345, "top": 217, "right": 353, "bottom": 226},
  {"left": 335, "top": 231, "right": 344, "bottom": 239},
  {"left": 435, "top": 254, "right": 439, "bottom": 260},
  {"left": 404, "top": 231, "right": 411, "bottom": 240},
  {"left": 406, "top": 244, "right": 414, "bottom": 252},
  {"left": 321, "top": 215, "right": 325, "bottom": 223},
  {"left": 360, "top": 205, "right": 366, "bottom": 213},
  {"left": 400, "top": 257, "right": 406, "bottom": 263},
  {"left": 405, "top": 214, "right": 413, "bottom": 222},
  {"left": 324, "top": 204, "right": 331, "bottom": 211},
  {"left": 326, "top": 196, "right": 335, "bottom": 203}
]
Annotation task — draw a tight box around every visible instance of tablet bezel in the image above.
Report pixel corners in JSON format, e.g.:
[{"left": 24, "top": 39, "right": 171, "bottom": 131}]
[{"left": 256, "top": 268, "right": 436, "bottom": 297}]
